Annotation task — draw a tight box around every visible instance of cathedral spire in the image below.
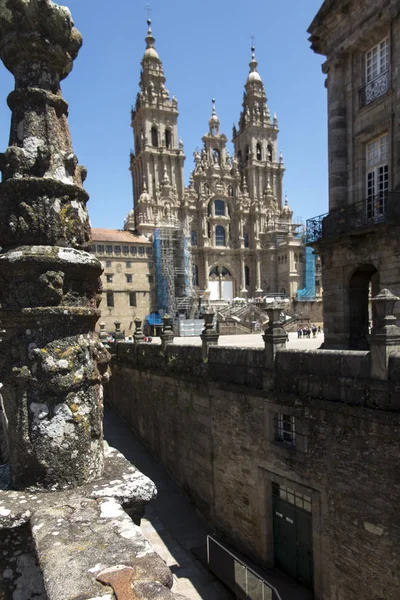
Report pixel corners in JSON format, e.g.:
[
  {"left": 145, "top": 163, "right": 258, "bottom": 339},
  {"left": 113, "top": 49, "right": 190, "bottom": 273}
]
[
  {"left": 144, "top": 18, "right": 159, "bottom": 60},
  {"left": 247, "top": 45, "right": 262, "bottom": 84},
  {"left": 209, "top": 98, "right": 220, "bottom": 135}
]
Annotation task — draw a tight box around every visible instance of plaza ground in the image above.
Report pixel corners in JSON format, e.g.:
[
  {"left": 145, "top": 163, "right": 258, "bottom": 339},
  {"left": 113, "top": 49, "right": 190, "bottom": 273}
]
[{"left": 148, "top": 331, "right": 324, "bottom": 350}]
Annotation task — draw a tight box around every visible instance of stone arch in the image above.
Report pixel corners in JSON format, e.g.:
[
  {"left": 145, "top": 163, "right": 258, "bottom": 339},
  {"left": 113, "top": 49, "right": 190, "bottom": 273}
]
[{"left": 348, "top": 264, "right": 379, "bottom": 349}]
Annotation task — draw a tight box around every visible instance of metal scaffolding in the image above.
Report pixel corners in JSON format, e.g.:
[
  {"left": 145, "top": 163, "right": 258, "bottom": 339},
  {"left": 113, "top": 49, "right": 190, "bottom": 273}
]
[
  {"left": 154, "top": 217, "right": 196, "bottom": 317},
  {"left": 297, "top": 245, "right": 316, "bottom": 300}
]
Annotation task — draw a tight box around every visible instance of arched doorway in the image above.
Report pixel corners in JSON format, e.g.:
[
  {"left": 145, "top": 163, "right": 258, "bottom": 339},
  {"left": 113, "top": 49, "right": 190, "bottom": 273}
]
[
  {"left": 209, "top": 266, "right": 234, "bottom": 301},
  {"left": 349, "top": 265, "right": 379, "bottom": 349}
]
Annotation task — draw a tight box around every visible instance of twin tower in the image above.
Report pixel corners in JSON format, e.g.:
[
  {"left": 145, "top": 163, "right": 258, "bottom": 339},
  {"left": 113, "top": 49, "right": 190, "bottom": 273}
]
[{"left": 128, "top": 19, "right": 303, "bottom": 302}]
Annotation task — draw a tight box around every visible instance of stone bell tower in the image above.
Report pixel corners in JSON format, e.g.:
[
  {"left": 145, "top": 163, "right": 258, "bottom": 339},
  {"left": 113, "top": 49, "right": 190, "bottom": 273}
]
[
  {"left": 128, "top": 19, "right": 185, "bottom": 236},
  {"left": 233, "top": 45, "right": 285, "bottom": 209}
]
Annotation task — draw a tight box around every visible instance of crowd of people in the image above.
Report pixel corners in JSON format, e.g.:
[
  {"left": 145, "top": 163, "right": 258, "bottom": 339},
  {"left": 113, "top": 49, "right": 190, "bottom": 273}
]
[{"left": 297, "top": 324, "right": 321, "bottom": 339}]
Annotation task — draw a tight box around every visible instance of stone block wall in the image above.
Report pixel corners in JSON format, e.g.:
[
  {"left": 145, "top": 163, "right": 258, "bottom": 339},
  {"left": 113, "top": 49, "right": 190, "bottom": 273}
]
[{"left": 106, "top": 342, "right": 400, "bottom": 600}]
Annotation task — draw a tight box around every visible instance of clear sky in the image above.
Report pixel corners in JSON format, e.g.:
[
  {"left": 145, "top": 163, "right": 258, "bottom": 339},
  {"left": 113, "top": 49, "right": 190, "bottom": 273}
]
[{"left": 0, "top": 0, "right": 327, "bottom": 229}]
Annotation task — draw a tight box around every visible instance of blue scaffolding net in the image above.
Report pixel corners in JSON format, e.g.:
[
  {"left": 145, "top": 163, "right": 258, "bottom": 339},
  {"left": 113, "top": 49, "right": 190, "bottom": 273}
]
[
  {"left": 297, "top": 245, "right": 316, "bottom": 300},
  {"left": 154, "top": 228, "right": 169, "bottom": 313}
]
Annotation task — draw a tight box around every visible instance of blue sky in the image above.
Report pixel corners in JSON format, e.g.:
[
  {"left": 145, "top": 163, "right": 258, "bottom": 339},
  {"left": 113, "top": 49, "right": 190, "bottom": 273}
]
[{"left": 0, "top": 0, "right": 327, "bottom": 229}]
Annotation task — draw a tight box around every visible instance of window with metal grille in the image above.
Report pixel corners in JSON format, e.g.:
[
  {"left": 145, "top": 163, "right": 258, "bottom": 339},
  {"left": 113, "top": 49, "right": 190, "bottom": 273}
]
[
  {"left": 130, "top": 246, "right": 137, "bottom": 256},
  {"left": 106, "top": 245, "right": 112, "bottom": 255},
  {"left": 126, "top": 274, "right": 132, "bottom": 283},
  {"left": 97, "top": 245, "right": 104, "bottom": 254},
  {"left": 275, "top": 413, "right": 296, "bottom": 448},
  {"left": 138, "top": 247, "right": 145, "bottom": 256},
  {"left": 126, "top": 261, "right": 131, "bottom": 269},
  {"left": 106, "top": 274, "right": 113, "bottom": 283},
  {"left": 106, "top": 260, "right": 111, "bottom": 268},
  {"left": 272, "top": 483, "right": 311, "bottom": 512},
  {"left": 114, "top": 246, "right": 121, "bottom": 255},
  {"left": 122, "top": 246, "right": 129, "bottom": 255}
]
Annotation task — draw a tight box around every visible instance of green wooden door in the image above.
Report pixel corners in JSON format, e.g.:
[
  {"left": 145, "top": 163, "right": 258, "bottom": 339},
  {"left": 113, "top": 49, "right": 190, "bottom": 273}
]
[{"left": 272, "top": 485, "right": 314, "bottom": 590}]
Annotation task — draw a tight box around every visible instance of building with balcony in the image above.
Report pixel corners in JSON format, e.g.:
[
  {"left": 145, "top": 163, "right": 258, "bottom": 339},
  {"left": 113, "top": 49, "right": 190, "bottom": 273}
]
[
  {"left": 308, "top": 0, "right": 400, "bottom": 349},
  {"left": 128, "top": 19, "right": 313, "bottom": 309}
]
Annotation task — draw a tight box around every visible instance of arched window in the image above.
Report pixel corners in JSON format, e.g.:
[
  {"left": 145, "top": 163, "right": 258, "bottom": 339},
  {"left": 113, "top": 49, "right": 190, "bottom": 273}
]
[
  {"left": 212, "top": 149, "right": 220, "bottom": 165},
  {"left": 215, "top": 225, "right": 226, "bottom": 246},
  {"left": 210, "top": 266, "right": 219, "bottom": 277},
  {"left": 165, "top": 128, "right": 171, "bottom": 149},
  {"left": 237, "top": 150, "right": 242, "bottom": 165},
  {"left": 243, "top": 231, "right": 249, "bottom": 248},
  {"left": 256, "top": 142, "right": 262, "bottom": 160},
  {"left": 135, "top": 136, "right": 140, "bottom": 152},
  {"left": 191, "top": 231, "right": 197, "bottom": 246},
  {"left": 228, "top": 185, "right": 233, "bottom": 197},
  {"left": 267, "top": 143, "right": 273, "bottom": 162},
  {"left": 245, "top": 265, "right": 250, "bottom": 287},
  {"left": 221, "top": 267, "right": 231, "bottom": 277},
  {"left": 192, "top": 264, "right": 199, "bottom": 287},
  {"left": 214, "top": 199, "right": 225, "bottom": 216},
  {"left": 151, "top": 126, "right": 158, "bottom": 147},
  {"left": 245, "top": 145, "right": 250, "bottom": 161}
]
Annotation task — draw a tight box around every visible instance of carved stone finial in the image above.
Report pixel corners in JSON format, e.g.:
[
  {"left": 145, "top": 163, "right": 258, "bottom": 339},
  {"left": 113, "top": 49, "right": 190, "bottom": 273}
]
[{"left": 0, "top": 0, "right": 109, "bottom": 490}]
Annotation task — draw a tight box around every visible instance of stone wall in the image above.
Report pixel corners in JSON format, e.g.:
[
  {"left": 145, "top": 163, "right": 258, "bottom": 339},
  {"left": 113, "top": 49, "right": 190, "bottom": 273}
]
[{"left": 107, "top": 342, "right": 400, "bottom": 600}]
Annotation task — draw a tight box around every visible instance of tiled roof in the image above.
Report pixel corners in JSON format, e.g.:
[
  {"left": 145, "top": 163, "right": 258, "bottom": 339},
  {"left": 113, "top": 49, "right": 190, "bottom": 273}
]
[{"left": 91, "top": 229, "right": 151, "bottom": 244}]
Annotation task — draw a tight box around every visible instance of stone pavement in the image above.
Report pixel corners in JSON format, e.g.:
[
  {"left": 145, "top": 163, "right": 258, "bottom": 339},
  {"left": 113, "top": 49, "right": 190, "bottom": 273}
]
[{"left": 104, "top": 406, "right": 233, "bottom": 600}]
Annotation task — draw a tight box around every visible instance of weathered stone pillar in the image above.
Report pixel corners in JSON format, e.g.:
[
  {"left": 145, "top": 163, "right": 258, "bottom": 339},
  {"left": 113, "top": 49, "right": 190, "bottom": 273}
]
[
  {"left": 99, "top": 322, "right": 108, "bottom": 342},
  {"left": 263, "top": 304, "right": 287, "bottom": 369},
  {"left": 326, "top": 58, "right": 348, "bottom": 210},
  {"left": 160, "top": 315, "right": 174, "bottom": 351},
  {"left": 368, "top": 289, "right": 400, "bottom": 380},
  {"left": 133, "top": 318, "right": 145, "bottom": 345},
  {"left": 0, "top": 0, "right": 109, "bottom": 490},
  {"left": 240, "top": 255, "right": 248, "bottom": 297},
  {"left": 200, "top": 311, "right": 219, "bottom": 359},
  {"left": 255, "top": 253, "right": 263, "bottom": 295},
  {"left": 114, "top": 320, "right": 124, "bottom": 341}
]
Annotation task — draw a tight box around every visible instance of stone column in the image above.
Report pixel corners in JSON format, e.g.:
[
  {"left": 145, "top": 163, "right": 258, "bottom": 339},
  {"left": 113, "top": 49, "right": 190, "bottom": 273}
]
[
  {"left": 240, "top": 256, "right": 248, "bottom": 297},
  {"left": 255, "top": 253, "right": 263, "bottom": 295},
  {"left": 201, "top": 311, "right": 219, "bottom": 359},
  {"left": 133, "top": 318, "right": 145, "bottom": 345},
  {"left": 114, "top": 320, "right": 124, "bottom": 341},
  {"left": 160, "top": 315, "right": 174, "bottom": 352},
  {"left": 0, "top": 1, "right": 109, "bottom": 490},
  {"left": 99, "top": 322, "right": 107, "bottom": 342},
  {"left": 263, "top": 304, "right": 287, "bottom": 369},
  {"left": 204, "top": 254, "right": 210, "bottom": 291},
  {"left": 368, "top": 289, "right": 400, "bottom": 380},
  {"left": 326, "top": 59, "right": 348, "bottom": 210}
]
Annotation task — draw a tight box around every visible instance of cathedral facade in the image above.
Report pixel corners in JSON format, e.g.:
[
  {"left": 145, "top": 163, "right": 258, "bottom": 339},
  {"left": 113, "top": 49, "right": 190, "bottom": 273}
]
[{"left": 128, "top": 19, "right": 309, "bottom": 304}]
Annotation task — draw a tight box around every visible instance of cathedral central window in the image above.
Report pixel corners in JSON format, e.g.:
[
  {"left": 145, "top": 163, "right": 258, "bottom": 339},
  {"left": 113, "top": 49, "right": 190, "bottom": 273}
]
[
  {"left": 214, "top": 199, "right": 225, "bottom": 216},
  {"left": 215, "top": 225, "right": 226, "bottom": 246}
]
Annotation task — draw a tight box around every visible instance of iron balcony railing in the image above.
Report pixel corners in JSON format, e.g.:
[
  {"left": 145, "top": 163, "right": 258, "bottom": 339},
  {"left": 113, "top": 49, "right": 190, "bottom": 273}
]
[
  {"left": 306, "top": 191, "right": 400, "bottom": 244},
  {"left": 207, "top": 535, "right": 283, "bottom": 600},
  {"left": 359, "top": 70, "right": 390, "bottom": 108}
]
